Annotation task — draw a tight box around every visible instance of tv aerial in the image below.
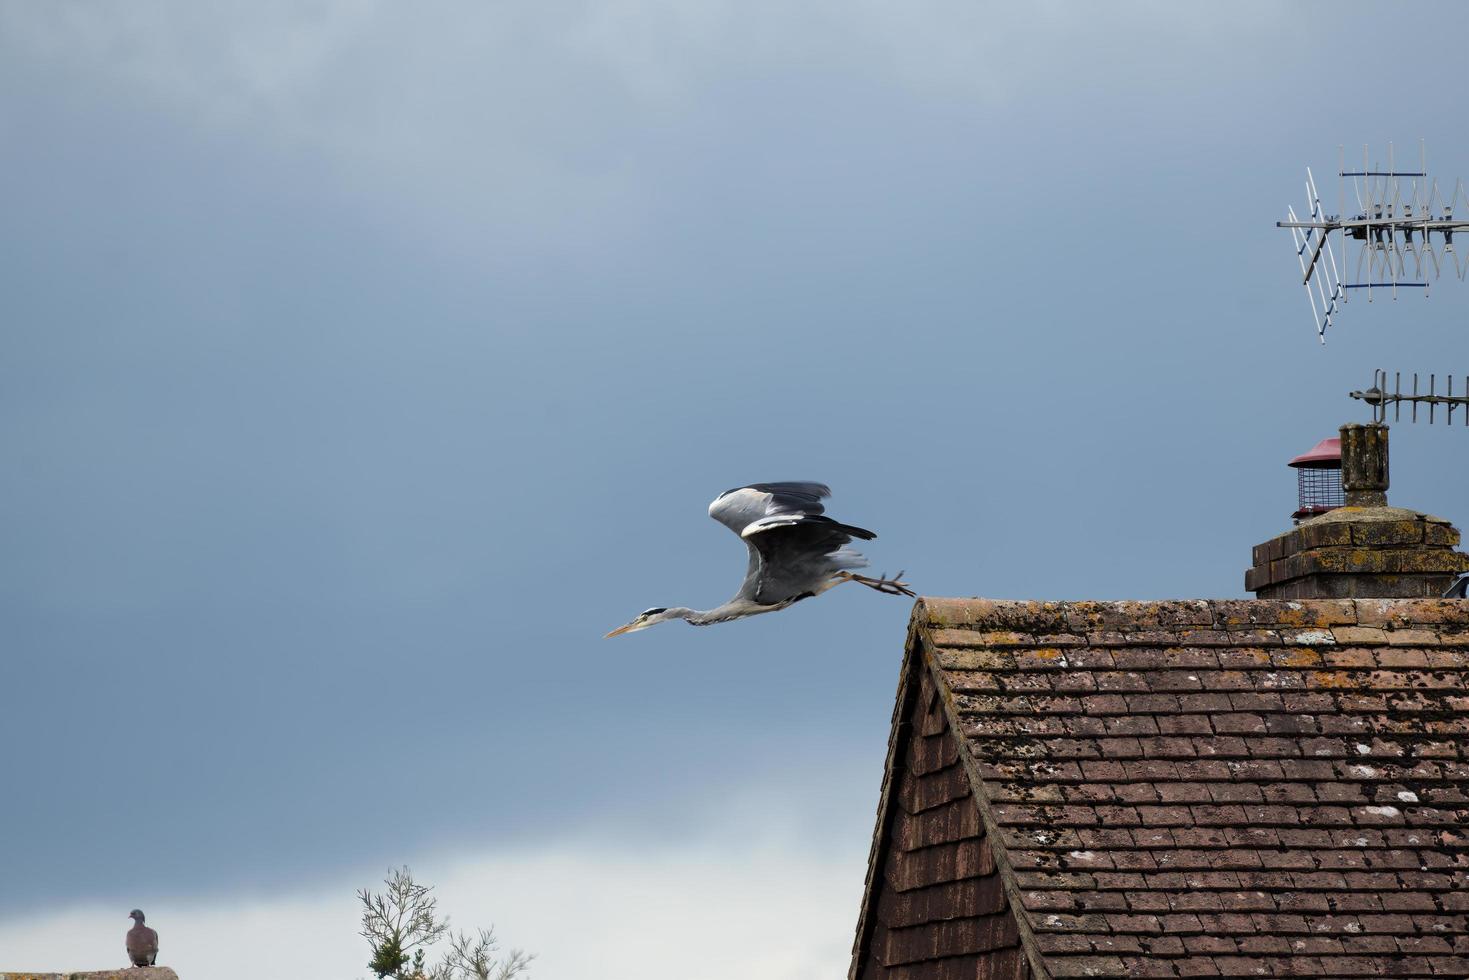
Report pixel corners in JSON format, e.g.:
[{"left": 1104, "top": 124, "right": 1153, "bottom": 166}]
[
  {"left": 1278, "top": 141, "right": 1469, "bottom": 343},
  {"left": 1351, "top": 369, "right": 1469, "bottom": 426}
]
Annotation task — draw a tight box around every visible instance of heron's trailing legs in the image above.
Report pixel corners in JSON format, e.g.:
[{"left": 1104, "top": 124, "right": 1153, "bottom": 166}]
[{"left": 834, "top": 570, "right": 916, "bottom": 597}]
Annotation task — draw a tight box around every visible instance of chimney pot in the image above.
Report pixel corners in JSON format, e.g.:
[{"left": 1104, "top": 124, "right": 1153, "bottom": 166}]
[{"left": 1340, "top": 422, "right": 1389, "bottom": 507}]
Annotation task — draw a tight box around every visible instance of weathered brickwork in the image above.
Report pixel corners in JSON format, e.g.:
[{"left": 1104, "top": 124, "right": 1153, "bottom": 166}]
[{"left": 1246, "top": 507, "right": 1468, "bottom": 599}]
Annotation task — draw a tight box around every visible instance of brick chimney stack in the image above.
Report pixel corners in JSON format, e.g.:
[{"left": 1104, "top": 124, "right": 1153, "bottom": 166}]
[{"left": 1245, "top": 423, "right": 1469, "bottom": 598}]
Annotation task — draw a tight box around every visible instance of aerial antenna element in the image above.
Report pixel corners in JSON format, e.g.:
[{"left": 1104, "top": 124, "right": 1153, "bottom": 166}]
[
  {"left": 1351, "top": 369, "right": 1469, "bottom": 426},
  {"left": 1278, "top": 142, "right": 1469, "bottom": 342}
]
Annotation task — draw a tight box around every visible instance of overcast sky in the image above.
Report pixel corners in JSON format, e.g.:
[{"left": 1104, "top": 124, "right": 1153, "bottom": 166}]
[{"left": 4, "top": 3, "right": 1469, "bottom": 978}]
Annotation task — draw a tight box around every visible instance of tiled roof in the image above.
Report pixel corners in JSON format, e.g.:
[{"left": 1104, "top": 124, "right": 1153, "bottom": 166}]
[{"left": 857, "top": 598, "right": 1469, "bottom": 980}]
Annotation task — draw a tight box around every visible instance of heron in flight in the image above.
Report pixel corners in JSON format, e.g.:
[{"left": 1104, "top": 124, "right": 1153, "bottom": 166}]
[{"left": 605, "top": 482, "right": 913, "bottom": 637}]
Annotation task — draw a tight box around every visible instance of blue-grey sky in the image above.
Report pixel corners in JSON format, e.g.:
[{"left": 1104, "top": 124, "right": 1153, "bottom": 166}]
[{"left": 4, "top": 3, "right": 1469, "bottom": 977}]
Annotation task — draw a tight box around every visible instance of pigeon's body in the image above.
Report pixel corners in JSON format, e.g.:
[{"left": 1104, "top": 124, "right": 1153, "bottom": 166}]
[{"left": 127, "top": 910, "right": 158, "bottom": 967}]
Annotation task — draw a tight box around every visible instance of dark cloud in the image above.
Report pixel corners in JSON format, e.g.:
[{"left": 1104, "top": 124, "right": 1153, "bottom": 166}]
[{"left": 2, "top": 0, "right": 1468, "bottom": 918}]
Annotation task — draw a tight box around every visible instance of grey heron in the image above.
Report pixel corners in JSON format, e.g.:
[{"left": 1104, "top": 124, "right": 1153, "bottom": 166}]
[{"left": 605, "top": 482, "right": 913, "bottom": 637}]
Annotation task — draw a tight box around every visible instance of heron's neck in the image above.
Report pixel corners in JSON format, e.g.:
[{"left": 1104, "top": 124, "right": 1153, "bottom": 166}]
[
  {"left": 679, "top": 600, "right": 767, "bottom": 626},
  {"left": 661, "top": 606, "right": 712, "bottom": 626}
]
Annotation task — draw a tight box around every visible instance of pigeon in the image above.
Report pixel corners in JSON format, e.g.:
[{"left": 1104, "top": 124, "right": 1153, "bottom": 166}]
[{"left": 127, "top": 909, "right": 159, "bottom": 967}]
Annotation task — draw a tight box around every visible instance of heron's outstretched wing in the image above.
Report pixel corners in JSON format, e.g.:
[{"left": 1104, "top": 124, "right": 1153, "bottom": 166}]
[
  {"left": 708, "top": 482, "right": 833, "bottom": 537},
  {"left": 709, "top": 483, "right": 874, "bottom": 605}
]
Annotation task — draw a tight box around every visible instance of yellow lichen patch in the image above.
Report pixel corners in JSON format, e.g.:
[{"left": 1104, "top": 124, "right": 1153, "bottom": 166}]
[
  {"left": 1308, "top": 669, "right": 1370, "bottom": 689},
  {"left": 1278, "top": 648, "right": 1325, "bottom": 667},
  {"left": 1273, "top": 605, "right": 1320, "bottom": 628},
  {"left": 1026, "top": 647, "right": 1066, "bottom": 660}
]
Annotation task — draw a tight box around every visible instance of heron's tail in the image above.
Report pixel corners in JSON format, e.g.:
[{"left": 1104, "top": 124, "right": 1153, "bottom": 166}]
[{"left": 827, "top": 546, "right": 870, "bottom": 572}]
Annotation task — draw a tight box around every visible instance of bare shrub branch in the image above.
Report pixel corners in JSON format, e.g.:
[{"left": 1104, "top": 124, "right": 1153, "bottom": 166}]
[
  {"left": 430, "top": 927, "right": 534, "bottom": 980},
  {"left": 358, "top": 867, "right": 531, "bottom": 980}
]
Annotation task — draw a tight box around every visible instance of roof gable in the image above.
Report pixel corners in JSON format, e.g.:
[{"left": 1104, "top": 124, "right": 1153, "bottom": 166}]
[
  {"left": 850, "top": 635, "right": 1030, "bottom": 979},
  {"left": 855, "top": 598, "right": 1469, "bottom": 980}
]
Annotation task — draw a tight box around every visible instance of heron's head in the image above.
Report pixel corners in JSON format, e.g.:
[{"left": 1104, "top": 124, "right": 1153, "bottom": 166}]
[
  {"left": 604, "top": 607, "right": 679, "bottom": 637},
  {"left": 129, "top": 909, "right": 145, "bottom": 923}
]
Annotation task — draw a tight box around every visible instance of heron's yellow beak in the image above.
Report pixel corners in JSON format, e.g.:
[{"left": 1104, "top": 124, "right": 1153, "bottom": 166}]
[{"left": 604, "top": 621, "right": 640, "bottom": 638}]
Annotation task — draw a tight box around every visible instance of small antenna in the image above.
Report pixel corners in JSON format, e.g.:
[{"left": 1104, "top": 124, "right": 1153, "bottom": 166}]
[
  {"left": 1351, "top": 368, "right": 1469, "bottom": 425},
  {"left": 1279, "top": 141, "right": 1469, "bottom": 342}
]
